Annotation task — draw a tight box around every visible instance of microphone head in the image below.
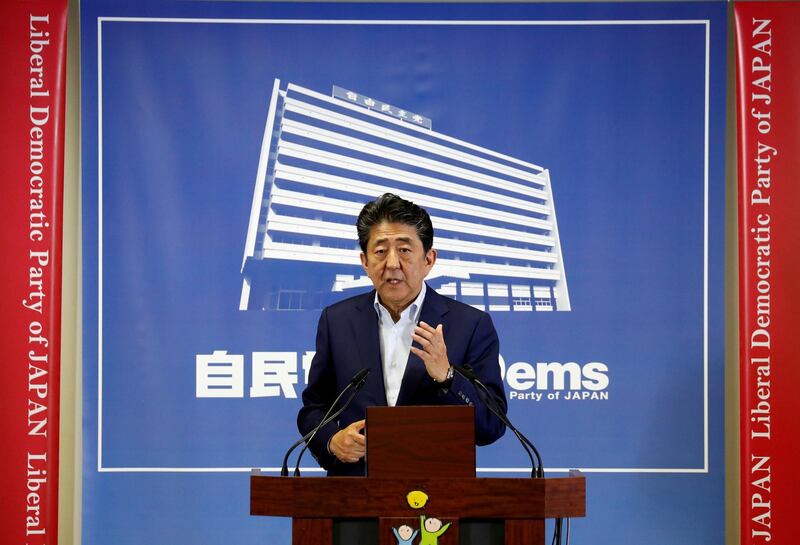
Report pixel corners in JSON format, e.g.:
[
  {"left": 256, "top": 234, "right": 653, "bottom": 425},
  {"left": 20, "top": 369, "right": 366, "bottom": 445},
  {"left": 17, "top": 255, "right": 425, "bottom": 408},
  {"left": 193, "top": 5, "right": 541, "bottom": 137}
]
[
  {"left": 350, "top": 367, "right": 371, "bottom": 386},
  {"left": 453, "top": 364, "right": 478, "bottom": 382}
]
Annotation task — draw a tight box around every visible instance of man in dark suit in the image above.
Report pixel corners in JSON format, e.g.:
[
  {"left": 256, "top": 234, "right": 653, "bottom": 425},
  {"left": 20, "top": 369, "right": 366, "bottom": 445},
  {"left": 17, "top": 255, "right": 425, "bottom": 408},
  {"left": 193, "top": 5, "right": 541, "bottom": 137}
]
[{"left": 298, "top": 193, "right": 507, "bottom": 476}]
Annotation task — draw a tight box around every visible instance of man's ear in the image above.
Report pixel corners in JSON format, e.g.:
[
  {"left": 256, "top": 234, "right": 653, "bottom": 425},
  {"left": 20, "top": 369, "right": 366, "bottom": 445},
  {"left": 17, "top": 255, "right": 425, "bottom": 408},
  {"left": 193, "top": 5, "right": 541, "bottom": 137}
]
[
  {"left": 425, "top": 248, "right": 437, "bottom": 270},
  {"left": 360, "top": 252, "right": 368, "bottom": 272}
]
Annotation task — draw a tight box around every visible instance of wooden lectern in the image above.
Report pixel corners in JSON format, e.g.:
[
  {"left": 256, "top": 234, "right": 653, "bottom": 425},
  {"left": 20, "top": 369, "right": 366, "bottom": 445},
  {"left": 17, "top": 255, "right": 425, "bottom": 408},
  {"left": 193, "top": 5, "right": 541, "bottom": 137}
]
[{"left": 250, "top": 406, "right": 585, "bottom": 545}]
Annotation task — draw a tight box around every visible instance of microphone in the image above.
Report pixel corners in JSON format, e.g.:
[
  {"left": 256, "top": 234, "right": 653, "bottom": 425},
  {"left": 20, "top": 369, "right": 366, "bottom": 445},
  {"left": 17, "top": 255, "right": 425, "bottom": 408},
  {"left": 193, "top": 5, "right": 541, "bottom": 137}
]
[
  {"left": 452, "top": 364, "right": 478, "bottom": 382},
  {"left": 293, "top": 368, "right": 371, "bottom": 476},
  {"left": 348, "top": 367, "right": 371, "bottom": 388},
  {"left": 452, "top": 364, "right": 545, "bottom": 478},
  {"left": 280, "top": 367, "right": 371, "bottom": 477}
]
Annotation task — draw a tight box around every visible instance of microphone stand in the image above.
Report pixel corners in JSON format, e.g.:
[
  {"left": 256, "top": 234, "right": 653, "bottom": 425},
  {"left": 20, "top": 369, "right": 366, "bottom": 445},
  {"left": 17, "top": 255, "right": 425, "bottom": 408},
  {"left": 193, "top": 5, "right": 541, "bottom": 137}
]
[
  {"left": 293, "top": 383, "right": 365, "bottom": 476},
  {"left": 454, "top": 365, "right": 560, "bottom": 544},
  {"left": 281, "top": 368, "right": 370, "bottom": 477},
  {"left": 453, "top": 365, "right": 544, "bottom": 478}
]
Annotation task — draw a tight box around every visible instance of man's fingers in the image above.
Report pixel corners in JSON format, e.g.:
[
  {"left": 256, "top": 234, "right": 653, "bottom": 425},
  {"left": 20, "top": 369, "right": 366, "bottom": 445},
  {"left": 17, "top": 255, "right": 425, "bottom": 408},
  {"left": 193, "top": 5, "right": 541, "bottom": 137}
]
[
  {"left": 350, "top": 420, "right": 366, "bottom": 445},
  {"left": 331, "top": 421, "right": 369, "bottom": 463},
  {"left": 415, "top": 324, "right": 436, "bottom": 340},
  {"left": 410, "top": 346, "right": 429, "bottom": 361},
  {"left": 343, "top": 442, "right": 365, "bottom": 453},
  {"left": 346, "top": 444, "right": 365, "bottom": 462},
  {"left": 413, "top": 329, "right": 431, "bottom": 344},
  {"left": 337, "top": 442, "right": 365, "bottom": 463},
  {"left": 345, "top": 419, "right": 366, "bottom": 451},
  {"left": 415, "top": 323, "right": 445, "bottom": 344},
  {"left": 412, "top": 332, "right": 432, "bottom": 347},
  {"left": 418, "top": 321, "right": 437, "bottom": 333},
  {"left": 352, "top": 419, "right": 366, "bottom": 431}
]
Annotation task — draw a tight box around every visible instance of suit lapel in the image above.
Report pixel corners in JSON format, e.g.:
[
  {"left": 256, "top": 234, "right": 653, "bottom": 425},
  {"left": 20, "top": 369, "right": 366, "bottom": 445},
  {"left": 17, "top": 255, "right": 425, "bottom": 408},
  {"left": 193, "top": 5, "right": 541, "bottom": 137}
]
[
  {"left": 352, "top": 291, "right": 388, "bottom": 406},
  {"left": 396, "top": 286, "right": 449, "bottom": 405}
]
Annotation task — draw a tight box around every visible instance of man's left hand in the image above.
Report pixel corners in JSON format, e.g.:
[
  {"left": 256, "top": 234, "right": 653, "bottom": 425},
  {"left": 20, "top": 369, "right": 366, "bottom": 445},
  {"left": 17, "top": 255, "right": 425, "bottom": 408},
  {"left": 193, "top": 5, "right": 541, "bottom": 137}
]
[{"left": 411, "top": 321, "right": 451, "bottom": 382}]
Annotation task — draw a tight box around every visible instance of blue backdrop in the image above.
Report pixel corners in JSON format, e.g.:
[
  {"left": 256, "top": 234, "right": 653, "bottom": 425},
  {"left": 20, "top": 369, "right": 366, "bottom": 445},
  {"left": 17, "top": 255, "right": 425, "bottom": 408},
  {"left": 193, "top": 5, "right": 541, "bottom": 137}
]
[{"left": 81, "top": 1, "right": 727, "bottom": 544}]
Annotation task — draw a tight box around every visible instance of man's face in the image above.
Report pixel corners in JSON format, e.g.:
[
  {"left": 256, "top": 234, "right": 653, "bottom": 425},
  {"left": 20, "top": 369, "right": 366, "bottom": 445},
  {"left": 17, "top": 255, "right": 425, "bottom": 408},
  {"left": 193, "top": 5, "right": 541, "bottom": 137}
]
[{"left": 360, "top": 221, "right": 436, "bottom": 317}]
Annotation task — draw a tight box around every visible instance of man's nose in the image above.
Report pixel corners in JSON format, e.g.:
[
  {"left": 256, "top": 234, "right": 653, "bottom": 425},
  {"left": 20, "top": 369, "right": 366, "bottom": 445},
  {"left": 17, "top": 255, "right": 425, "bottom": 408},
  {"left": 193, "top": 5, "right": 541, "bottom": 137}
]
[{"left": 386, "top": 248, "right": 400, "bottom": 269}]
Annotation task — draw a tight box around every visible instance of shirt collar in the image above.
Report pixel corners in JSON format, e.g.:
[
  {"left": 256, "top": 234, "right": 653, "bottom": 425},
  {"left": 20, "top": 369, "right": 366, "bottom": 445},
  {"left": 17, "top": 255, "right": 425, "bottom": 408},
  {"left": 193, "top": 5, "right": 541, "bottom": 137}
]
[{"left": 374, "top": 282, "right": 427, "bottom": 324}]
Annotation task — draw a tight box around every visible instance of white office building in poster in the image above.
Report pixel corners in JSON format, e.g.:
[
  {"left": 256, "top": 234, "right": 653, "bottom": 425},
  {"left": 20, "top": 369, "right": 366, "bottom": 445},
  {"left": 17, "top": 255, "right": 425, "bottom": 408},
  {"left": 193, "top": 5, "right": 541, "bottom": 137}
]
[{"left": 241, "top": 80, "right": 570, "bottom": 313}]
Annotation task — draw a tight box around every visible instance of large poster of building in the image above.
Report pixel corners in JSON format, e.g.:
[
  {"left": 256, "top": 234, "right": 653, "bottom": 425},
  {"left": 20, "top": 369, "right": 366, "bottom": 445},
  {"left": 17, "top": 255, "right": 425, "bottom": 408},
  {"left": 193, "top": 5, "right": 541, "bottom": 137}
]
[
  {"left": 80, "top": 1, "right": 727, "bottom": 544},
  {"left": 241, "top": 81, "right": 570, "bottom": 314}
]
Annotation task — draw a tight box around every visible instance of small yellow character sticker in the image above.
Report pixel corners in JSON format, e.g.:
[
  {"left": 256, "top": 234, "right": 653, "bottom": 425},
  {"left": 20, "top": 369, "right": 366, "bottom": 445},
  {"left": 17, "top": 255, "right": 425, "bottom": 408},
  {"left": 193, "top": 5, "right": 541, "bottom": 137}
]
[{"left": 406, "top": 490, "right": 429, "bottom": 509}]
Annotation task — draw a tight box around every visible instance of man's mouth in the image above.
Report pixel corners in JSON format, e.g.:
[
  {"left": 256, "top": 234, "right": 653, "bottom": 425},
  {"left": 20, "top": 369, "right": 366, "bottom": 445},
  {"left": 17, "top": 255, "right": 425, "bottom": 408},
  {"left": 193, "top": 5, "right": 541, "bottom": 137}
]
[{"left": 385, "top": 278, "right": 403, "bottom": 285}]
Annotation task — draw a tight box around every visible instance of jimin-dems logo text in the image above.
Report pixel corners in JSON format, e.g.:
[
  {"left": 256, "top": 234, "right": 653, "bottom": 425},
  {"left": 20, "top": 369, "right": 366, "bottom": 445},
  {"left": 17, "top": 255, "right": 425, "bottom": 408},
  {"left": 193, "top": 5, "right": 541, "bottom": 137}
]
[
  {"left": 499, "top": 356, "right": 609, "bottom": 402},
  {"left": 194, "top": 351, "right": 609, "bottom": 402}
]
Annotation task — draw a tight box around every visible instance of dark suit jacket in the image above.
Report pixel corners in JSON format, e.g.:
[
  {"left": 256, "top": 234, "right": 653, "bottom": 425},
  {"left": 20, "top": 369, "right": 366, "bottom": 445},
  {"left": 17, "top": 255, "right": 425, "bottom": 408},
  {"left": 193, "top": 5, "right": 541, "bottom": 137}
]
[{"left": 297, "top": 285, "right": 507, "bottom": 476}]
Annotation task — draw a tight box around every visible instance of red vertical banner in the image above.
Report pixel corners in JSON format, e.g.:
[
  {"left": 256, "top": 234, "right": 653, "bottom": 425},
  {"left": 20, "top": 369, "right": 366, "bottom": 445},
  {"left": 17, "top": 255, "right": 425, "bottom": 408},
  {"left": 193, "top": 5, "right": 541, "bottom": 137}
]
[
  {"left": 736, "top": 3, "right": 800, "bottom": 545},
  {"left": 0, "top": 1, "right": 68, "bottom": 544}
]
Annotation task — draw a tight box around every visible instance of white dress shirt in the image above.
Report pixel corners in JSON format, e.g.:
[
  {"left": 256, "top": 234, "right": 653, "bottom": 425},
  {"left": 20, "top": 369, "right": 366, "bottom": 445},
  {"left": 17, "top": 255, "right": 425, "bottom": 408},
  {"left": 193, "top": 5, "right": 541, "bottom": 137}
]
[{"left": 374, "top": 283, "right": 427, "bottom": 406}]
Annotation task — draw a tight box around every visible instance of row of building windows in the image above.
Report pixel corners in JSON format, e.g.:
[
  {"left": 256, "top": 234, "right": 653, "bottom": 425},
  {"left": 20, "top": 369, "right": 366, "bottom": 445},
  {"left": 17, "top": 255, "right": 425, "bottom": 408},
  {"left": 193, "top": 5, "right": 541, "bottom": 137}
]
[{"left": 260, "top": 283, "right": 555, "bottom": 312}]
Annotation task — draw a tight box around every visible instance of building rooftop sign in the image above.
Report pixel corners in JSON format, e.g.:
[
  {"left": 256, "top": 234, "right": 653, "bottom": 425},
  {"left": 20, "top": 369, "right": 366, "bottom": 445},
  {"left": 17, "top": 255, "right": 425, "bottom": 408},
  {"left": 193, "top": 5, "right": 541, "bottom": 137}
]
[{"left": 333, "top": 85, "right": 432, "bottom": 130}]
